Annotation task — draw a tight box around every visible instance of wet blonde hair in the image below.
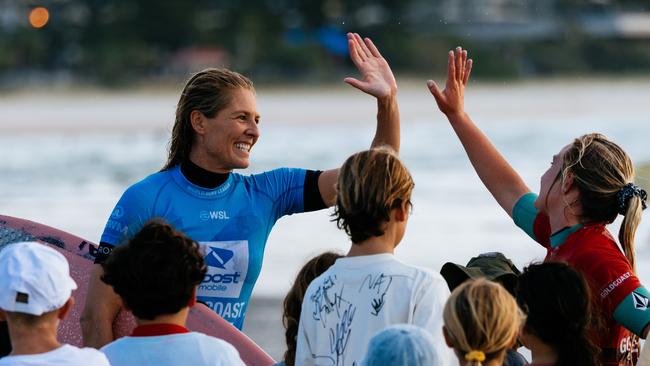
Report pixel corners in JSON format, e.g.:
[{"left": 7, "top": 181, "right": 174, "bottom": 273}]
[
  {"left": 333, "top": 147, "right": 414, "bottom": 243},
  {"left": 443, "top": 278, "right": 523, "bottom": 366},
  {"left": 561, "top": 133, "right": 645, "bottom": 272}
]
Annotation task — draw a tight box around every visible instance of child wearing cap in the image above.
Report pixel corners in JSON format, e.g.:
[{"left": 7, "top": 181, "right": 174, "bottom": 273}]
[
  {"left": 294, "top": 147, "right": 454, "bottom": 366},
  {"left": 99, "top": 220, "right": 244, "bottom": 366},
  {"left": 0, "top": 242, "right": 110, "bottom": 366}
]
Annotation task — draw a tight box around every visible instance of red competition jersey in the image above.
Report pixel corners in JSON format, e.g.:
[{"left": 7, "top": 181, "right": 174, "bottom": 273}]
[{"left": 533, "top": 214, "right": 641, "bottom": 365}]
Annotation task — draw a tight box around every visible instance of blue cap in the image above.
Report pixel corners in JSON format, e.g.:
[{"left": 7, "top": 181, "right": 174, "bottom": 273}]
[{"left": 361, "top": 324, "right": 442, "bottom": 366}]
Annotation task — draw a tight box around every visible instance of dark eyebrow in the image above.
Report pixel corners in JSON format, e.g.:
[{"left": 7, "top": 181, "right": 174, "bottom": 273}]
[{"left": 231, "top": 110, "right": 260, "bottom": 118}]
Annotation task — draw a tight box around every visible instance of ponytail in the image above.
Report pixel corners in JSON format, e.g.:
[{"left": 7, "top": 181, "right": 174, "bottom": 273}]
[{"left": 618, "top": 184, "right": 647, "bottom": 273}]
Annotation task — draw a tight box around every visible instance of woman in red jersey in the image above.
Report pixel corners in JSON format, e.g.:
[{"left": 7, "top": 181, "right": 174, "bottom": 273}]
[{"left": 428, "top": 47, "right": 649, "bottom": 366}]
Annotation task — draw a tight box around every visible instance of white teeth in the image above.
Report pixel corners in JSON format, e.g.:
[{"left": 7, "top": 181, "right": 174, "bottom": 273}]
[{"left": 235, "top": 143, "right": 251, "bottom": 152}]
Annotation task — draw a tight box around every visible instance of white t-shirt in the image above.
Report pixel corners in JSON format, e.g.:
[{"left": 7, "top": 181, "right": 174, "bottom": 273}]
[
  {"left": 295, "top": 253, "right": 455, "bottom": 366},
  {"left": 101, "top": 331, "right": 245, "bottom": 366},
  {"left": 0, "top": 344, "right": 109, "bottom": 366}
]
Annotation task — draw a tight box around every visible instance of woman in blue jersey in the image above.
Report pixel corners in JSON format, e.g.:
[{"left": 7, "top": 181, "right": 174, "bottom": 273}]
[
  {"left": 81, "top": 33, "right": 401, "bottom": 348},
  {"left": 428, "top": 47, "right": 649, "bottom": 365}
]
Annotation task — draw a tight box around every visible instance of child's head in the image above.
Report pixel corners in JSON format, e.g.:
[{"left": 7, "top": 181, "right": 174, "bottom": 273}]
[
  {"left": 516, "top": 262, "right": 600, "bottom": 366},
  {"left": 282, "top": 251, "right": 342, "bottom": 366},
  {"left": 333, "top": 147, "right": 414, "bottom": 244},
  {"left": 362, "top": 324, "right": 442, "bottom": 366},
  {"left": 443, "top": 278, "right": 522, "bottom": 366},
  {"left": 0, "top": 242, "right": 77, "bottom": 330},
  {"left": 101, "top": 220, "right": 207, "bottom": 320}
]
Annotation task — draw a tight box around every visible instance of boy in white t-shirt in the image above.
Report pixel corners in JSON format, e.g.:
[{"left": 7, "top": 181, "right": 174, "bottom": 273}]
[
  {"left": 295, "top": 148, "right": 455, "bottom": 366},
  {"left": 0, "top": 242, "right": 109, "bottom": 366},
  {"left": 99, "top": 220, "right": 244, "bottom": 366}
]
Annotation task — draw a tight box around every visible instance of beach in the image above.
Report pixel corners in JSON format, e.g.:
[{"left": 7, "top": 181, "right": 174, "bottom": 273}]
[{"left": 1, "top": 79, "right": 649, "bottom": 359}]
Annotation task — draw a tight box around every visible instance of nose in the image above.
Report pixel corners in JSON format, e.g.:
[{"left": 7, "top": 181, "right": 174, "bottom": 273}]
[{"left": 247, "top": 119, "right": 260, "bottom": 139}]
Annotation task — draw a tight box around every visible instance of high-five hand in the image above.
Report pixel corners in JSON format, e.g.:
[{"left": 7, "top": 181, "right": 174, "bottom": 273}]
[
  {"left": 427, "top": 47, "right": 473, "bottom": 117},
  {"left": 344, "top": 33, "right": 397, "bottom": 100}
]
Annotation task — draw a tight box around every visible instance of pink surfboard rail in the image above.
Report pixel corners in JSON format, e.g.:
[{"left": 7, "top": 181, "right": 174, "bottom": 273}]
[{"left": 0, "top": 214, "right": 275, "bottom": 366}]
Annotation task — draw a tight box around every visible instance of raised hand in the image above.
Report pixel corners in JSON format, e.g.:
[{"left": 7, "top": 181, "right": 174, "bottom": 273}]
[
  {"left": 427, "top": 47, "right": 473, "bottom": 117},
  {"left": 344, "top": 33, "right": 397, "bottom": 99}
]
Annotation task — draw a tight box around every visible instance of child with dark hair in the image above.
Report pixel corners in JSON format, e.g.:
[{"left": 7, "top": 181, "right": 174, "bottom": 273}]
[
  {"left": 295, "top": 147, "right": 454, "bottom": 366},
  {"left": 99, "top": 220, "right": 244, "bottom": 366},
  {"left": 279, "top": 251, "right": 343, "bottom": 366},
  {"left": 517, "top": 262, "right": 601, "bottom": 366}
]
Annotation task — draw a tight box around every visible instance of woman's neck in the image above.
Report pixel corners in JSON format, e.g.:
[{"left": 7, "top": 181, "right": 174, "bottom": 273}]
[{"left": 181, "top": 159, "right": 229, "bottom": 188}]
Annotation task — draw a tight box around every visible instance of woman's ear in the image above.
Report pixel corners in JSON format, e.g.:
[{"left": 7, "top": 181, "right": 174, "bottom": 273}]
[
  {"left": 190, "top": 110, "right": 206, "bottom": 136},
  {"left": 561, "top": 171, "right": 574, "bottom": 194}
]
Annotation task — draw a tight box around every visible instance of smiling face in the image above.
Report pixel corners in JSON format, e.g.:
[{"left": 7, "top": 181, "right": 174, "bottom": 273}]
[
  {"left": 535, "top": 144, "right": 571, "bottom": 214},
  {"left": 190, "top": 87, "right": 260, "bottom": 173}
]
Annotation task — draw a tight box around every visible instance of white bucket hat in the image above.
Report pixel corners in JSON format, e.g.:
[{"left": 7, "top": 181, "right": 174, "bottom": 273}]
[{"left": 0, "top": 242, "right": 77, "bottom": 316}]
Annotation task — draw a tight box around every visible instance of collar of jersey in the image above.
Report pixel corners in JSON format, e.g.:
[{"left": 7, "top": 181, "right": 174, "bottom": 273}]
[
  {"left": 550, "top": 223, "right": 584, "bottom": 248},
  {"left": 171, "top": 165, "right": 234, "bottom": 199},
  {"left": 131, "top": 323, "right": 190, "bottom": 337},
  {"left": 334, "top": 253, "right": 396, "bottom": 268}
]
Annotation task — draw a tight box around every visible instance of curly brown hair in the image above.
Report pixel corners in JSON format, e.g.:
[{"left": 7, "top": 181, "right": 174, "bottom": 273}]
[
  {"left": 282, "top": 251, "right": 342, "bottom": 366},
  {"left": 101, "top": 220, "right": 207, "bottom": 320},
  {"left": 332, "top": 147, "right": 414, "bottom": 244}
]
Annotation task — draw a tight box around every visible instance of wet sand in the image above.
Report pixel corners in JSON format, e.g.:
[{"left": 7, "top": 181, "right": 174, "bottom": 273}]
[{"left": 243, "top": 296, "right": 285, "bottom": 361}]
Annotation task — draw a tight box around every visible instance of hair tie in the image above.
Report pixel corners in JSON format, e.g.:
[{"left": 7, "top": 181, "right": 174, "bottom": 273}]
[
  {"left": 617, "top": 183, "right": 648, "bottom": 215},
  {"left": 465, "top": 350, "right": 486, "bottom": 362}
]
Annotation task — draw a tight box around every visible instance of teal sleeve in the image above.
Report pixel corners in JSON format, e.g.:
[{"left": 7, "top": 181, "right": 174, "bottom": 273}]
[
  {"left": 613, "top": 286, "right": 650, "bottom": 337},
  {"left": 512, "top": 192, "right": 539, "bottom": 241}
]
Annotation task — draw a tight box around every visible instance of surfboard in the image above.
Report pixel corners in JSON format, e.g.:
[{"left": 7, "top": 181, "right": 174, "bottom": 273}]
[{"left": 0, "top": 215, "right": 275, "bottom": 366}]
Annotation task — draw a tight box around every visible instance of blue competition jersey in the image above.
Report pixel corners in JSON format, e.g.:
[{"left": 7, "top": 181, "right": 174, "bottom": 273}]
[{"left": 100, "top": 165, "right": 307, "bottom": 329}]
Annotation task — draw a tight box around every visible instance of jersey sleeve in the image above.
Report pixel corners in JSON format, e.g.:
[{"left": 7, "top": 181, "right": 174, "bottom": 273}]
[
  {"left": 512, "top": 192, "right": 551, "bottom": 248},
  {"left": 613, "top": 286, "right": 650, "bottom": 337},
  {"left": 303, "top": 170, "right": 326, "bottom": 212},
  {"left": 96, "top": 185, "right": 152, "bottom": 262},
  {"left": 576, "top": 248, "right": 648, "bottom": 336},
  {"left": 251, "top": 168, "right": 307, "bottom": 222}
]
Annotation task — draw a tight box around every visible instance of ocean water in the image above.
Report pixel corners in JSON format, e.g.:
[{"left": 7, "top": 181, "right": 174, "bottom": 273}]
[{"left": 1, "top": 81, "right": 649, "bottom": 297}]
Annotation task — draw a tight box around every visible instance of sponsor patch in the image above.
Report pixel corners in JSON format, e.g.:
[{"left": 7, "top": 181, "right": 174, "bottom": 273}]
[
  {"left": 197, "top": 240, "right": 248, "bottom": 299},
  {"left": 632, "top": 291, "right": 648, "bottom": 311},
  {"left": 600, "top": 271, "right": 631, "bottom": 299}
]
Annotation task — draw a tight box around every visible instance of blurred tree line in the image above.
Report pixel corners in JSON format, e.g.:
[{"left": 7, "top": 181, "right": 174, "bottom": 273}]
[{"left": 1, "top": 0, "right": 650, "bottom": 87}]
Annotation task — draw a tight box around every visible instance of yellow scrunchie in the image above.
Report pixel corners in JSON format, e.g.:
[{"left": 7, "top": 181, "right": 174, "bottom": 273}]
[{"left": 465, "top": 350, "right": 486, "bottom": 362}]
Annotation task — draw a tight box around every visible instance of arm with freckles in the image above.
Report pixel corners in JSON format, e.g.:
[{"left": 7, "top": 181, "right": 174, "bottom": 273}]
[
  {"left": 427, "top": 48, "right": 530, "bottom": 217},
  {"left": 318, "top": 33, "right": 400, "bottom": 207}
]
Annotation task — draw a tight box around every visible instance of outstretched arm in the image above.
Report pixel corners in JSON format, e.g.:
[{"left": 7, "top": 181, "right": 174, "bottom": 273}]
[
  {"left": 318, "top": 33, "right": 400, "bottom": 206},
  {"left": 427, "top": 47, "right": 530, "bottom": 217}
]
